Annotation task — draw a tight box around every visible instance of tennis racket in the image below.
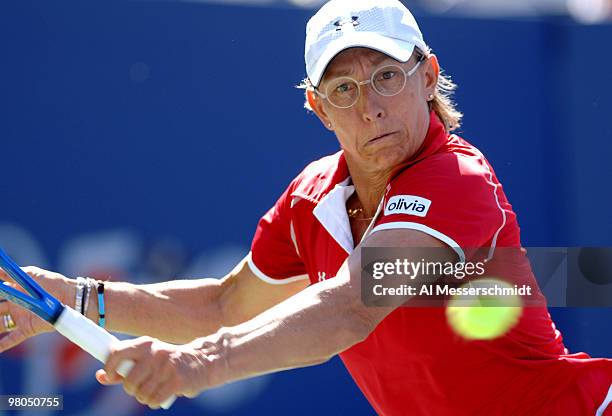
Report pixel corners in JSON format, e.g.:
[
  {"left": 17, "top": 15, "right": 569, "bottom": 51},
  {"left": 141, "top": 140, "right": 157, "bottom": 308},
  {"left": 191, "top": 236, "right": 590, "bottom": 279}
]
[{"left": 0, "top": 248, "right": 176, "bottom": 409}]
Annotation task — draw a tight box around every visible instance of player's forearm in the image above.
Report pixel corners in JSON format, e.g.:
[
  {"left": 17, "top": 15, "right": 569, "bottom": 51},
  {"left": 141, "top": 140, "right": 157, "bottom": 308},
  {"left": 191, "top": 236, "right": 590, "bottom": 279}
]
[
  {"left": 106, "top": 279, "right": 225, "bottom": 343},
  {"left": 60, "top": 278, "right": 225, "bottom": 344}
]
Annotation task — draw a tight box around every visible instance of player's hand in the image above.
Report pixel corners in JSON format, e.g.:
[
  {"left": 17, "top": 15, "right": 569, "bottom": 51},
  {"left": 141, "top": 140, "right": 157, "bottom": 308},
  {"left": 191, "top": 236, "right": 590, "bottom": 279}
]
[
  {"left": 0, "top": 267, "right": 71, "bottom": 353},
  {"left": 97, "top": 336, "right": 222, "bottom": 409}
]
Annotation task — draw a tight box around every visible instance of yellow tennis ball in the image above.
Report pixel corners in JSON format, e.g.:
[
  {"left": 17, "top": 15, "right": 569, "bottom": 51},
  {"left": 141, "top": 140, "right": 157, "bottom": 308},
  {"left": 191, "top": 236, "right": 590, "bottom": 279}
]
[{"left": 446, "top": 278, "right": 522, "bottom": 340}]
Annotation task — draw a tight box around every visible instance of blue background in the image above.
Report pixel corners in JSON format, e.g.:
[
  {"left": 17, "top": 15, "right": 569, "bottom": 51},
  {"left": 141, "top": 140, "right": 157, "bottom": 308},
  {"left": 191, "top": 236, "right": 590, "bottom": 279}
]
[{"left": 0, "top": 1, "right": 610, "bottom": 415}]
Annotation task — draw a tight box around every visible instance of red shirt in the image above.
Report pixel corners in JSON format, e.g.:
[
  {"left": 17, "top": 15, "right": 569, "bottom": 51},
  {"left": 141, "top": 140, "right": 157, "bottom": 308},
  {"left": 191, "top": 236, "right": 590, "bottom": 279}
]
[{"left": 249, "top": 112, "right": 612, "bottom": 415}]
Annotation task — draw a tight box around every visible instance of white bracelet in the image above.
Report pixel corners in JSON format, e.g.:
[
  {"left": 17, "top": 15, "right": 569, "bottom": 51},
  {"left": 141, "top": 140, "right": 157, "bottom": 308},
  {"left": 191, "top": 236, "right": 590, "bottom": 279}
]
[
  {"left": 83, "top": 278, "right": 94, "bottom": 316},
  {"left": 74, "top": 277, "right": 87, "bottom": 314}
]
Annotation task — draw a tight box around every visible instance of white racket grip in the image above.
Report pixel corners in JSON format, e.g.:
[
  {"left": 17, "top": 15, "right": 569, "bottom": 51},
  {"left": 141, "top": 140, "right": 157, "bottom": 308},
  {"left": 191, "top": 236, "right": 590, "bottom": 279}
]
[{"left": 54, "top": 307, "right": 176, "bottom": 409}]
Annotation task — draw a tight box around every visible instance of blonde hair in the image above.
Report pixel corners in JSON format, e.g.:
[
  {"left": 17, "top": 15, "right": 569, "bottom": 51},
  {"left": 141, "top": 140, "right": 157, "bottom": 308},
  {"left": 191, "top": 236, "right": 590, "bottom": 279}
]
[{"left": 297, "top": 47, "right": 463, "bottom": 132}]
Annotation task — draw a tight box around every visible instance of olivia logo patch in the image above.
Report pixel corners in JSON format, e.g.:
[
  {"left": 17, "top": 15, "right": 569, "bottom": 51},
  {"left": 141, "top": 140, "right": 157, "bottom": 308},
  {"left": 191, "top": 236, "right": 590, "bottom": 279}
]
[{"left": 384, "top": 195, "right": 431, "bottom": 218}]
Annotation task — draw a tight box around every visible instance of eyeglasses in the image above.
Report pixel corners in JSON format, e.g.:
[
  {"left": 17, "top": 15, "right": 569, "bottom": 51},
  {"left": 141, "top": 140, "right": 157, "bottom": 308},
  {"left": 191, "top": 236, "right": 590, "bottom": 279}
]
[{"left": 315, "top": 57, "right": 425, "bottom": 109}]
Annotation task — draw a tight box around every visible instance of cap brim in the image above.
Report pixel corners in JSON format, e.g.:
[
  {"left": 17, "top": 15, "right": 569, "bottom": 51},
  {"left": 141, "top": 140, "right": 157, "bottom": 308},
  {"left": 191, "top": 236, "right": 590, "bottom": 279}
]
[{"left": 309, "top": 32, "right": 417, "bottom": 87}]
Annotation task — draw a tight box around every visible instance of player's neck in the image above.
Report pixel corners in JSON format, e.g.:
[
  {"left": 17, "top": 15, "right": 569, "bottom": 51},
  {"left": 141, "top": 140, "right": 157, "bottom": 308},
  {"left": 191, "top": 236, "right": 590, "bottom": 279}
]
[{"left": 345, "top": 163, "right": 390, "bottom": 217}]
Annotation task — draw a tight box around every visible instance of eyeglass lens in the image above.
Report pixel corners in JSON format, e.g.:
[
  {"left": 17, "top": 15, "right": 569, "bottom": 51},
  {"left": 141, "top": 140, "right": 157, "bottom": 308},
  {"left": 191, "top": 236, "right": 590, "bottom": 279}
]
[{"left": 326, "top": 65, "right": 407, "bottom": 108}]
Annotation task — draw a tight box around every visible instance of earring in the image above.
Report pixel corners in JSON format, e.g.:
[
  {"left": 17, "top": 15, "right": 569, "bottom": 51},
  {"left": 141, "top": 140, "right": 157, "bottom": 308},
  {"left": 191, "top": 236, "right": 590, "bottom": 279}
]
[
  {"left": 327, "top": 122, "right": 332, "bottom": 128},
  {"left": 427, "top": 94, "right": 434, "bottom": 101}
]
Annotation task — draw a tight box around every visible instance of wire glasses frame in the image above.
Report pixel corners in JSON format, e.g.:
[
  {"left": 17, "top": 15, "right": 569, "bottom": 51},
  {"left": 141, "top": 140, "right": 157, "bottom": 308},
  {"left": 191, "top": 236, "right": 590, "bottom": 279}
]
[{"left": 314, "top": 56, "right": 426, "bottom": 109}]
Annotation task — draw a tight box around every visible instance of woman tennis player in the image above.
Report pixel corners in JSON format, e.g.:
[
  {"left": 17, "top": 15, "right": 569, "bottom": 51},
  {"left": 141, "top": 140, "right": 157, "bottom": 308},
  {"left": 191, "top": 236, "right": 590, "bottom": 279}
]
[{"left": 1, "top": 0, "right": 610, "bottom": 414}]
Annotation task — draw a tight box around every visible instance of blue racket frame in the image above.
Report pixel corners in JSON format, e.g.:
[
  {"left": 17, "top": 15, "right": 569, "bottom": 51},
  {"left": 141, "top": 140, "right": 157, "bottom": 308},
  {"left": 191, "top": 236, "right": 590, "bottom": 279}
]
[{"left": 0, "top": 248, "right": 63, "bottom": 323}]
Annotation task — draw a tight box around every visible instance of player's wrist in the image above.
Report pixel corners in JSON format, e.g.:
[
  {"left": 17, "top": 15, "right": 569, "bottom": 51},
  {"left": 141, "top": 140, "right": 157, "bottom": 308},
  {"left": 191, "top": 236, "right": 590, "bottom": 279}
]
[
  {"left": 188, "top": 331, "right": 231, "bottom": 390},
  {"left": 57, "top": 275, "right": 78, "bottom": 309},
  {"left": 61, "top": 276, "right": 98, "bottom": 323}
]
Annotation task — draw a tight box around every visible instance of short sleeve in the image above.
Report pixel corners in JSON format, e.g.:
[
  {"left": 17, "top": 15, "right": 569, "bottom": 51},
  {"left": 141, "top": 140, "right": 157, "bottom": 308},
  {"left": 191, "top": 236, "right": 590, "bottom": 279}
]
[
  {"left": 249, "top": 183, "right": 308, "bottom": 284},
  {"left": 372, "top": 153, "right": 507, "bottom": 262}
]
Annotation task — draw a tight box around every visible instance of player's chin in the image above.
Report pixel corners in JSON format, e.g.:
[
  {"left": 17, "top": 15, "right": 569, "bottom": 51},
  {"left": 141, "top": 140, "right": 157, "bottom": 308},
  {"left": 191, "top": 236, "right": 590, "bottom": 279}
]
[{"left": 364, "top": 149, "right": 409, "bottom": 172}]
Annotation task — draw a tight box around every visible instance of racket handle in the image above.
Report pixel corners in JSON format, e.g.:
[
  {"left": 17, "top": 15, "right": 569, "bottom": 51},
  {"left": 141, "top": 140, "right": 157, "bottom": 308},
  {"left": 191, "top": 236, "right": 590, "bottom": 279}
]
[{"left": 55, "top": 307, "right": 176, "bottom": 409}]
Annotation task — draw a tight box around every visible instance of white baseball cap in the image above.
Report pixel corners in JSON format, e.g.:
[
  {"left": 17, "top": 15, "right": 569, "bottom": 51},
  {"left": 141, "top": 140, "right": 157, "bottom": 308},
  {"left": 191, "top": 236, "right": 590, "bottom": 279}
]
[{"left": 305, "top": 0, "right": 428, "bottom": 87}]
